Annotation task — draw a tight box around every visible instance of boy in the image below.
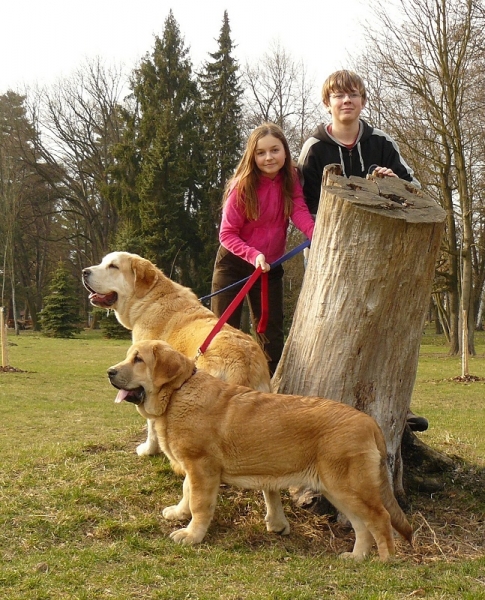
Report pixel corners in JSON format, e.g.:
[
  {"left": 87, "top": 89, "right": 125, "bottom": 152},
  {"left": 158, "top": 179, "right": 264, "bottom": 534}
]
[
  {"left": 298, "top": 70, "right": 420, "bottom": 216},
  {"left": 298, "top": 70, "right": 427, "bottom": 433}
]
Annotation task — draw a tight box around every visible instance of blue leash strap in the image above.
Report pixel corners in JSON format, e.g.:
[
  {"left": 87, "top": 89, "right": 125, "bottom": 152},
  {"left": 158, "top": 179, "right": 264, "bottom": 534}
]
[
  {"left": 199, "top": 239, "right": 310, "bottom": 303},
  {"left": 270, "top": 238, "right": 310, "bottom": 269}
]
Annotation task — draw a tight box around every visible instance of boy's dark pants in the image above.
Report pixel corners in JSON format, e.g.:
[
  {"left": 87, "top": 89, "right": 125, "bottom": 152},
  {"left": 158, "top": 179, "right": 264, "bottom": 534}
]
[{"left": 211, "top": 246, "right": 284, "bottom": 376}]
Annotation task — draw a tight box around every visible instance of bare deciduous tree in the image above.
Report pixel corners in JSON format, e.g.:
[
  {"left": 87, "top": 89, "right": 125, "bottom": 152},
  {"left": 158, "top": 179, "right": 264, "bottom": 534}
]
[
  {"left": 25, "top": 58, "right": 127, "bottom": 268},
  {"left": 354, "top": 0, "right": 485, "bottom": 366},
  {"left": 0, "top": 91, "right": 52, "bottom": 331},
  {"left": 352, "top": 0, "right": 485, "bottom": 366},
  {"left": 242, "top": 41, "right": 324, "bottom": 156}
]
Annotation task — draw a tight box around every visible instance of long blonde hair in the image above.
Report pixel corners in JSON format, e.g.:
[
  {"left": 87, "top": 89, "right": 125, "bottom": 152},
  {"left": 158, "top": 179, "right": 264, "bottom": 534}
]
[{"left": 223, "top": 123, "right": 295, "bottom": 220}]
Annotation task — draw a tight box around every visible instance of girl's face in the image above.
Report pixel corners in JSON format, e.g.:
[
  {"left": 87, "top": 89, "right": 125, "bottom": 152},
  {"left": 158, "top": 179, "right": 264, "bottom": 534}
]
[{"left": 254, "top": 134, "right": 286, "bottom": 179}]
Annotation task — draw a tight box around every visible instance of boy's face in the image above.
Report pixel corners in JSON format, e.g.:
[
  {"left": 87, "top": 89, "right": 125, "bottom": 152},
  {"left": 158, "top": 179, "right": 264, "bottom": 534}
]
[{"left": 325, "top": 88, "right": 365, "bottom": 125}]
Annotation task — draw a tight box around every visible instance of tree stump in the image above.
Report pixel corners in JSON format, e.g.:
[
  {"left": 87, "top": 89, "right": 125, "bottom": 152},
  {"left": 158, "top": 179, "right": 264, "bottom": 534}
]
[{"left": 272, "top": 166, "right": 446, "bottom": 499}]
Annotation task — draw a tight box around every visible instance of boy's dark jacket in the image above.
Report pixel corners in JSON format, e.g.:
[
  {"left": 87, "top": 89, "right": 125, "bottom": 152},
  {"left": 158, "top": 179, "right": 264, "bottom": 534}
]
[{"left": 298, "top": 119, "right": 420, "bottom": 215}]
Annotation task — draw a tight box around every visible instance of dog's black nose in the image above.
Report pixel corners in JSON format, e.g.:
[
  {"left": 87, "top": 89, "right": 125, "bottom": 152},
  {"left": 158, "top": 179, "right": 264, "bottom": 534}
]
[
  {"left": 82, "top": 268, "right": 90, "bottom": 279},
  {"left": 107, "top": 367, "right": 117, "bottom": 380}
]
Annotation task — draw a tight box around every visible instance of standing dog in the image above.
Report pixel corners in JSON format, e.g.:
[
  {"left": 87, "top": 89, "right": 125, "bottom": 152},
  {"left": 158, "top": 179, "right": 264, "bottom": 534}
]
[
  {"left": 82, "top": 251, "right": 271, "bottom": 455},
  {"left": 108, "top": 340, "right": 413, "bottom": 561}
]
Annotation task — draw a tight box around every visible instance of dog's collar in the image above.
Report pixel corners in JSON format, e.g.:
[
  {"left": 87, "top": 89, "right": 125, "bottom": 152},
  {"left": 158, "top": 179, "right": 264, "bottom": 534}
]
[{"left": 174, "top": 367, "right": 197, "bottom": 391}]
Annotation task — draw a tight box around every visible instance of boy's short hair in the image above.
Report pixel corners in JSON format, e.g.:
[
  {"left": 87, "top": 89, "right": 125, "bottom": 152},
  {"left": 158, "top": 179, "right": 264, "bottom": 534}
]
[{"left": 321, "top": 70, "right": 367, "bottom": 105}]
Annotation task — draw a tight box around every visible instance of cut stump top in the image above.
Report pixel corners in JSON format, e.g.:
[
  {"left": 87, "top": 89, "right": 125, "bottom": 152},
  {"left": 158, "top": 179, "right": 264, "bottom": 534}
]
[{"left": 322, "top": 166, "right": 446, "bottom": 225}]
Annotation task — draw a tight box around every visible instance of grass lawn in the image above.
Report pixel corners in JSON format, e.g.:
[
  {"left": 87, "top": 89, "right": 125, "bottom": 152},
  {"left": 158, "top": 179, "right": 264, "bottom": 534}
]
[{"left": 0, "top": 328, "right": 484, "bottom": 599}]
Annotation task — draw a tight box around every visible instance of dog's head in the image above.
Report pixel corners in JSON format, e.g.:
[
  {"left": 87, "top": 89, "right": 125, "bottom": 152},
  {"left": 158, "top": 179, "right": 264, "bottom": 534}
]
[
  {"left": 107, "top": 341, "right": 196, "bottom": 417},
  {"left": 82, "top": 251, "right": 159, "bottom": 310}
]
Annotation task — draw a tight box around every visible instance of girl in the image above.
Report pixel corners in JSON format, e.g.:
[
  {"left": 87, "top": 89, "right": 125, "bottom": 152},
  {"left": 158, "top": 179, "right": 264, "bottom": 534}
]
[{"left": 211, "top": 122, "right": 314, "bottom": 376}]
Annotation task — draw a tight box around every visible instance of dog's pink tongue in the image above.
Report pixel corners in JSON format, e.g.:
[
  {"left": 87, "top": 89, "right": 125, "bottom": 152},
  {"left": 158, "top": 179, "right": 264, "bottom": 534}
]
[
  {"left": 89, "top": 292, "right": 109, "bottom": 303},
  {"left": 115, "top": 389, "right": 130, "bottom": 403}
]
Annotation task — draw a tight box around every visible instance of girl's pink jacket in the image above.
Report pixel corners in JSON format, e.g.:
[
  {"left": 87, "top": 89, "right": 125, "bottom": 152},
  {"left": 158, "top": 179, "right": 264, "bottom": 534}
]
[{"left": 219, "top": 171, "right": 315, "bottom": 265}]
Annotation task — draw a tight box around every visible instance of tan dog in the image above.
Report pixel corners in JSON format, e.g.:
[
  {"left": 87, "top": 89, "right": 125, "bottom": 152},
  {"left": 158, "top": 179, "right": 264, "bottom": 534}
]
[
  {"left": 108, "top": 340, "right": 413, "bottom": 561},
  {"left": 82, "top": 251, "right": 271, "bottom": 456}
]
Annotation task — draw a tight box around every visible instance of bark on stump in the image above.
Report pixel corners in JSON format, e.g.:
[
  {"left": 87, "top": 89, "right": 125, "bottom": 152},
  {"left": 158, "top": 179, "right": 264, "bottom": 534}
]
[{"left": 272, "top": 167, "right": 446, "bottom": 500}]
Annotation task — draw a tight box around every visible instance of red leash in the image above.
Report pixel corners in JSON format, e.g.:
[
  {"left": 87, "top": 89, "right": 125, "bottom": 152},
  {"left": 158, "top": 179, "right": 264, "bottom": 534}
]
[
  {"left": 257, "top": 271, "right": 268, "bottom": 333},
  {"left": 198, "top": 267, "right": 268, "bottom": 356}
]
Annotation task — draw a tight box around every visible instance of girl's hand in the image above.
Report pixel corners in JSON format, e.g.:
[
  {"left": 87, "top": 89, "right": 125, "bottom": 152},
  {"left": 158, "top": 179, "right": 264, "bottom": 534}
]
[{"left": 255, "top": 254, "right": 271, "bottom": 272}]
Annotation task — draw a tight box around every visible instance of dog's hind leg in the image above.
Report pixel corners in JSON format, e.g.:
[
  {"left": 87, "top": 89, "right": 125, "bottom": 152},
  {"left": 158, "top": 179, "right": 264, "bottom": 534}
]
[
  {"left": 262, "top": 489, "right": 290, "bottom": 535},
  {"left": 332, "top": 497, "right": 395, "bottom": 561},
  {"left": 163, "top": 475, "right": 192, "bottom": 521},
  {"left": 339, "top": 517, "right": 376, "bottom": 561},
  {"left": 351, "top": 512, "right": 395, "bottom": 561},
  {"left": 361, "top": 509, "right": 395, "bottom": 560},
  {"left": 169, "top": 467, "right": 220, "bottom": 545},
  {"left": 136, "top": 419, "right": 161, "bottom": 456}
]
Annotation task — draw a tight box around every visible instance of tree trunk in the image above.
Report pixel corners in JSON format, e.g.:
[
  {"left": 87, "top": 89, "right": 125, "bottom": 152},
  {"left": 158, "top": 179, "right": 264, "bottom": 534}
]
[
  {"left": 1, "top": 307, "right": 8, "bottom": 367},
  {"left": 273, "top": 167, "right": 446, "bottom": 500}
]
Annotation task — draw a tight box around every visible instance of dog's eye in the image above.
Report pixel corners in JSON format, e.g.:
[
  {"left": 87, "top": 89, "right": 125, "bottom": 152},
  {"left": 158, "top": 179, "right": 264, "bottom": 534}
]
[
  {"left": 108, "top": 263, "right": 119, "bottom": 269},
  {"left": 133, "top": 355, "right": 144, "bottom": 364}
]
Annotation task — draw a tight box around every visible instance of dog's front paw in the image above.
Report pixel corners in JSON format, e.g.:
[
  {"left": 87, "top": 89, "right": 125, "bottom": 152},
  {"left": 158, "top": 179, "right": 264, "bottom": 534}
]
[
  {"left": 339, "top": 551, "right": 367, "bottom": 561},
  {"left": 136, "top": 440, "right": 161, "bottom": 456},
  {"left": 265, "top": 516, "right": 290, "bottom": 535},
  {"left": 163, "top": 505, "right": 190, "bottom": 521},
  {"left": 169, "top": 528, "right": 204, "bottom": 545}
]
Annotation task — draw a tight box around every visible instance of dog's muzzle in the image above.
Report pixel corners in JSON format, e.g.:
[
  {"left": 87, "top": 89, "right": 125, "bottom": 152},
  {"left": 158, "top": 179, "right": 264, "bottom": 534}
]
[
  {"left": 82, "top": 269, "right": 118, "bottom": 307},
  {"left": 107, "top": 367, "right": 145, "bottom": 405}
]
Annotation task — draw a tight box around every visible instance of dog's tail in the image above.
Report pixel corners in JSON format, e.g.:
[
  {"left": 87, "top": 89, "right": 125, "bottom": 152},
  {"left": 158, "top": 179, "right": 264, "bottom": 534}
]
[{"left": 381, "top": 471, "right": 413, "bottom": 545}]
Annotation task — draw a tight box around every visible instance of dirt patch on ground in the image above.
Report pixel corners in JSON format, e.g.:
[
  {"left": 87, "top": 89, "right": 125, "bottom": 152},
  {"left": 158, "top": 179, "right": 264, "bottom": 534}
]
[
  {"left": 451, "top": 374, "right": 485, "bottom": 382},
  {"left": 223, "top": 463, "right": 485, "bottom": 562},
  {"left": 0, "top": 365, "right": 27, "bottom": 373}
]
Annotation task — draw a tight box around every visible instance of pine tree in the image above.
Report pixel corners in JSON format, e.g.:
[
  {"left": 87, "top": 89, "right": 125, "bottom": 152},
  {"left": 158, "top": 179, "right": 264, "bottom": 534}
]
[
  {"left": 95, "top": 309, "right": 131, "bottom": 340},
  {"left": 40, "top": 261, "right": 81, "bottom": 338},
  {"left": 197, "top": 11, "right": 244, "bottom": 291},
  {"left": 110, "top": 11, "right": 205, "bottom": 290}
]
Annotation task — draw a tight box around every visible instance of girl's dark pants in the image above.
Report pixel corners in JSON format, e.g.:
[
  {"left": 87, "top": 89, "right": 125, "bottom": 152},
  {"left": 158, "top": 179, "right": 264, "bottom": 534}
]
[{"left": 211, "top": 246, "right": 284, "bottom": 376}]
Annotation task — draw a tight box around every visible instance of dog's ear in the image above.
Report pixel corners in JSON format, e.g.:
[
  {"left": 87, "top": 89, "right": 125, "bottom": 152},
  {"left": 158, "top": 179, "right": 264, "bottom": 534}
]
[
  {"left": 132, "top": 257, "right": 158, "bottom": 298},
  {"left": 152, "top": 342, "right": 194, "bottom": 390}
]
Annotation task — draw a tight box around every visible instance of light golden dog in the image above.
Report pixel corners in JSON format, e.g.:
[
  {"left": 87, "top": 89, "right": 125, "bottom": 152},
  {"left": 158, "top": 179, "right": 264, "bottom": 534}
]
[
  {"left": 82, "top": 251, "right": 271, "bottom": 456},
  {"left": 108, "top": 340, "right": 413, "bottom": 561}
]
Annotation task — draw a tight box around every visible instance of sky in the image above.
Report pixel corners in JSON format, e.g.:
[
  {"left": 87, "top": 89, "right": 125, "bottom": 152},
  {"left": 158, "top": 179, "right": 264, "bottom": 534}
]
[{"left": 0, "top": 0, "right": 369, "bottom": 102}]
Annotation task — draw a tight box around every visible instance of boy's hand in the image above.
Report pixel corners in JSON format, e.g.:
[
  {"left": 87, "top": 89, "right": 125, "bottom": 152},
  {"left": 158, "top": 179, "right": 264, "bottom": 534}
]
[
  {"left": 372, "top": 166, "right": 398, "bottom": 178},
  {"left": 255, "top": 254, "right": 271, "bottom": 272}
]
